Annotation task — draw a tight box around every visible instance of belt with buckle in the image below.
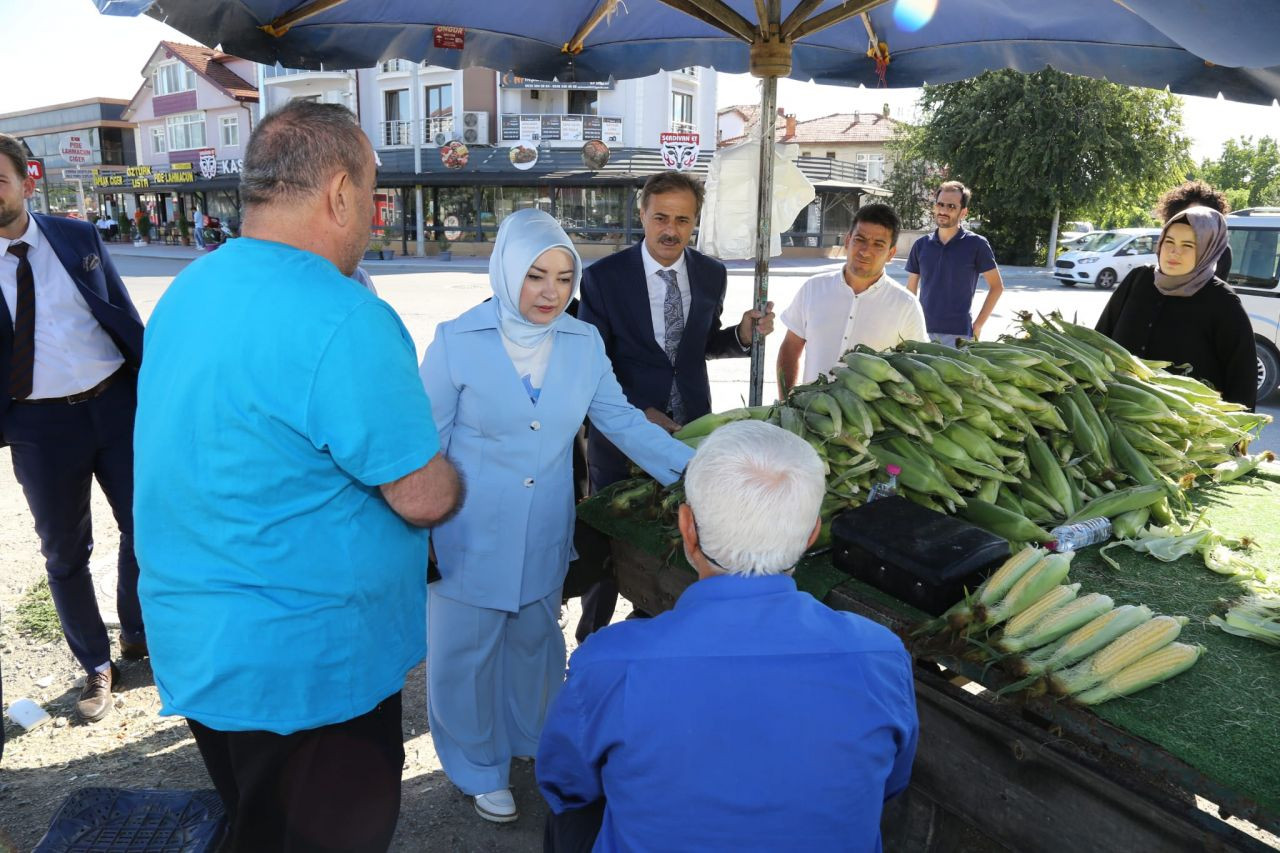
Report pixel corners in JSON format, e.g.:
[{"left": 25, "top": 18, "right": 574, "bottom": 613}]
[{"left": 13, "top": 366, "right": 130, "bottom": 406}]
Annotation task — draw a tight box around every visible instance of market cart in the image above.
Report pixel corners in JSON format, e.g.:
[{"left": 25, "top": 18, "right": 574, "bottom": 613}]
[{"left": 579, "top": 478, "right": 1280, "bottom": 852}]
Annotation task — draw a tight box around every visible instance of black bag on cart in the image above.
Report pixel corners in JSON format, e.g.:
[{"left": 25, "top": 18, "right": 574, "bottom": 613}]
[{"left": 831, "top": 496, "right": 1010, "bottom": 616}]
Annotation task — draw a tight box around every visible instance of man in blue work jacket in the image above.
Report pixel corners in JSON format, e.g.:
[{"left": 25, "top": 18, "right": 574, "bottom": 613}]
[{"left": 536, "top": 421, "right": 919, "bottom": 852}]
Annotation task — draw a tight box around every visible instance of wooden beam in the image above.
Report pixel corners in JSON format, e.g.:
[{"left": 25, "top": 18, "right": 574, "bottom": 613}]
[
  {"left": 779, "top": 0, "right": 825, "bottom": 39},
  {"left": 789, "top": 0, "right": 887, "bottom": 43},
  {"left": 260, "top": 0, "right": 348, "bottom": 38},
  {"left": 565, "top": 0, "right": 623, "bottom": 54},
  {"left": 656, "top": 0, "right": 758, "bottom": 44}
]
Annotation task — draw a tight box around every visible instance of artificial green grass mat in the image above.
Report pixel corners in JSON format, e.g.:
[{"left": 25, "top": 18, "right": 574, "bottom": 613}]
[
  {"left": 580, "top": 476, "right": 1280, "bottom": 819},
  {"left": 1060, "top": 476, "right": 1280, "bottom": 820}
]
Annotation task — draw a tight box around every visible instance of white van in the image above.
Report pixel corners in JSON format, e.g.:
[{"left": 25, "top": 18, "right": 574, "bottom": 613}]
[
  {"left": 1054, "top": 228, "right": 1161, "bottom": 290},
  {"left": 1226, "top": 208, "right": 1280, "bottom": 399}
]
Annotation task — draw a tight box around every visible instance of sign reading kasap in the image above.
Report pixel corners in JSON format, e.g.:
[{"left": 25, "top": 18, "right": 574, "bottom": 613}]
[
  {"left": 659, "top": 132, "right": 700, "bottom": 171},
  {"left": 58, "top": 133, "right": 93, "bottom": 165}
]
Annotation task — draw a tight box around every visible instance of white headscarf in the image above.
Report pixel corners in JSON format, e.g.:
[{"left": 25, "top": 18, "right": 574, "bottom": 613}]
[{"left": 489, "top": 208, "right": 582, "bottom": 348}]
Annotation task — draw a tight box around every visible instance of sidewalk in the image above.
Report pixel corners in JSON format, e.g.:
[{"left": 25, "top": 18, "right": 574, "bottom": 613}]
[{"left": 105, "top": 239, "right": 1059, "bottom": 279}]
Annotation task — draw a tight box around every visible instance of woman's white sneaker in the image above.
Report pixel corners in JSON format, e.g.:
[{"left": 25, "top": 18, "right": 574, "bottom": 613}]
[{"left": 474, "top": 789, "right": 518, "bottom": 823}]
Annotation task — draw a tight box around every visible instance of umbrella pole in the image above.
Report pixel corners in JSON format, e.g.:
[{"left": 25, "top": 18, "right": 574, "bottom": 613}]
[{"left": 749, "top": 75, "right": 778, "bottom": 407}]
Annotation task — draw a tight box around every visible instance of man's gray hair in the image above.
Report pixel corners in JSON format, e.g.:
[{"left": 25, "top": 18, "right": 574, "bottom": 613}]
[
  {"left": 240, "top": 101, "right": 369, "bottom": 207},
  {"left": 684, "top": 421, "right": 826, "bottom": 577}
]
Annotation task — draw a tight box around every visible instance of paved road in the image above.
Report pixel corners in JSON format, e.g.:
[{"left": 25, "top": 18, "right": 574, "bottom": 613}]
[{"left": 111, "top": 249, "right": 1279, "bottom": 453}]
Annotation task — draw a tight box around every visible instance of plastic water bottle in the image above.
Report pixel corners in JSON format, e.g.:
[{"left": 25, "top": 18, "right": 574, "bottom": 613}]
[
  {"left": 1049, "top": 517, "right": 1112, "bottom": 552},
  {"left": 867, "top": 464, "right": 901, "bottom": 502}
]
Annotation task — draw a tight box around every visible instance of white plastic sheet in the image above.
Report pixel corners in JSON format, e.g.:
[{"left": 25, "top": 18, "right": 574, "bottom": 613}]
[{"left": 697, "top": 135, "right": 816, "bottom": 260}]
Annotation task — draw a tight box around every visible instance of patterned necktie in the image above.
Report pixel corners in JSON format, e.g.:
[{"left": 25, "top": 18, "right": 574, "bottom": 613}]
[
  {"left": 658, "top": 268, "right": 685, "bottom": 423},
  {"left": 7, "top": 242, "right": 34, "bottom": 401}
]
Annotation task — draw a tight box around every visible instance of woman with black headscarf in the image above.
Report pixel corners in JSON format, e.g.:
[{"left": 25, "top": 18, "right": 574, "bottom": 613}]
[{"left": 1096, "top": 206, "right": 1256, "bottom": 409}]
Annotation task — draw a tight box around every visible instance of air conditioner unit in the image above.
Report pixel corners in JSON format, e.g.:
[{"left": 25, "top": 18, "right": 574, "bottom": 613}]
[
  {"left": 460, "top": 111, "right": 490, "bottom": 145},
  {"left": 433, "top": 131, "right": 449, "bottom": 147}
]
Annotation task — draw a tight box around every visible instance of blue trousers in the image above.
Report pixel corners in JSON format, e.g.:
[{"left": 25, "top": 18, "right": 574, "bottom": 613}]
[
  {"left": 427, "top": 588, "right": 565, "bottom": 795},
  {"left": 1, "top": 376, "right": 144, "bottom": 672}
]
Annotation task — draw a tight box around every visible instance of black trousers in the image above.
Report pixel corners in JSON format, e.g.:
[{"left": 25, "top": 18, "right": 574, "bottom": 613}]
[
  {"left": 188, "top": 692, "right": 405, "bottom": 853},
  {"left": 544, "top": 801, "right": 605, "bottom": 853},
  {"left": 1, "top": 375, "right": 143, "bottom": 672}
]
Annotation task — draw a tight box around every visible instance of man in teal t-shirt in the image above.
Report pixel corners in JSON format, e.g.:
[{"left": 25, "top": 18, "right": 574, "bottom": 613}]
[{"left": 134, "top": 102, "right": 461, "bottom": 851}]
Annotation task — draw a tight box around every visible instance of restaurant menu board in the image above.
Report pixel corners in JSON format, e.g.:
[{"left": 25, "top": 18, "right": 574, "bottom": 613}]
[{"left": 501, "top": 115, "right": 624, "bottom": 143}]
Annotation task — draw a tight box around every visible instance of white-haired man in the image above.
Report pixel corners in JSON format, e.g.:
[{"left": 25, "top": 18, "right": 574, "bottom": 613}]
[{"left": 536, "top": 421, "right": 919, "bottom": 852}]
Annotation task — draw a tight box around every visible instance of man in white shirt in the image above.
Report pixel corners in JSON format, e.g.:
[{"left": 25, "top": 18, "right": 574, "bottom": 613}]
[
  {"left": 777, "top": 203, "right": 926, "bottom": 395},
  {"left": 0, "top": 133, "right": 146, "bottom": 725}
]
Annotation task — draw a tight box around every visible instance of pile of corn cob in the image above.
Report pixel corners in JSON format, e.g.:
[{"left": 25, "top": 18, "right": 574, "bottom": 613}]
[
  {"left": 931, "top": 546, "right": 1203, "bottom": 705},
  {"left": 606, "top": 313, "right": 1271, "bottom": 551}
]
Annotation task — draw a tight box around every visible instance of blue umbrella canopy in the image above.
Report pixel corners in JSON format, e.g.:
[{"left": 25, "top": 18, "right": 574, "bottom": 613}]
[
  {"left": 97, "top": 0, "right": 1280, "bottom": 403},
  {"left": 98, "top": 0, "right": 1280, "bottom": 104}
]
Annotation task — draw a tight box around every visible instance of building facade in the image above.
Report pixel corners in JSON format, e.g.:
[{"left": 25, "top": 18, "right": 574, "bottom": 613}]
[{"left": 0, "top": 98, "right": 136, "bottom": 218}]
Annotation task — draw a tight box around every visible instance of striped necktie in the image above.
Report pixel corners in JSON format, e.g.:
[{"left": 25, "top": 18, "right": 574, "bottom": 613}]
[
  {"left": 657, "top": 268, "right": 685, "bottom": 423},
  {"left": 6, "top": 242, "right": 34, "bottom": 400}
]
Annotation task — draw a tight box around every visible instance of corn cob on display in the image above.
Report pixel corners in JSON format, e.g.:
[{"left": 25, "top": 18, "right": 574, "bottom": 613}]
[
  {"left": 593, "top": 314, "right": 1266, "bottom": 705},
  {"left": 605, "top": 313, "right": 1271, "bottom": 557}
]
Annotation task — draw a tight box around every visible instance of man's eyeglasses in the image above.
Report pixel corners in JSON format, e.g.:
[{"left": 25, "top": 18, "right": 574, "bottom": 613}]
[{"left": 934, "top": 201, "right": 960, "bottom": 211}]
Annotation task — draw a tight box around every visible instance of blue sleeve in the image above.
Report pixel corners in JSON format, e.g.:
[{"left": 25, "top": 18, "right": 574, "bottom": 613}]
[
  {"left": 306, "top": 302, "right": 440, "bottom": 486},
  {"left": 975, "top": 236, "right": 998, "bottom": 274},
  {"left": 904, "top": 239, "right": 921, "bottom": 275},
  {"left": 536, "top": 662, "right": 606, "bottom": 813},
  {"left": 419, "top": 323, "right": 458, "bottom": 455},
  {"left": 885, "top": 648, "right": 919, "bottom": 801},
  {"left": 585, "top": 333, "right": 694, "bottom": 486}
]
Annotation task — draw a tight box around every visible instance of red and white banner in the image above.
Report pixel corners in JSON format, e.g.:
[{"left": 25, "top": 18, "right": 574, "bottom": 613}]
[{"left": 659, "top": 132, "right": 700, "bottom": 171}]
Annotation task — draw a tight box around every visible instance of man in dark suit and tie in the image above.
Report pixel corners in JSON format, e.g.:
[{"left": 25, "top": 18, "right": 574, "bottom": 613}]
[
  {"left": 0, "top": 133, "right": 145, "bottom": 725},
  {"left": 575, "top": 170, "right": 774, "bottom": 639}
]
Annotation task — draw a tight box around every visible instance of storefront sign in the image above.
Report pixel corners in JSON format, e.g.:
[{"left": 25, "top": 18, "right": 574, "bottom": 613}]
[
  {"left": 561, "top": 116, "right": 584, "bottom": 142},
  {"left": 501, "top": 115, "right": 521, "bottom": 141},
  {"left": 540, "top": 115, "right": 562, "bottom": 141},
  {"left": 127, "top": 165, "right": 153, "bottom": 177},
  {"left": 519, "top": 117, "right": 542, "bottom": 140},
  {"left": 58, "top": 133, "right": 93, "bottom": 165},
  {"left": 217, "top": 158, "right": 243, "bottom": 175},
  {"left": 659, "top": 132, "right": 700, "bottom": 171},
  {"left": 199, "top": 148, "right": 218, "bottom": 180},
  {"left": 26, "top": 160, "right": 43, "bottom": 180},
  {"left": 433, "top": 26, "right": 465, "bottom": 49},
  {"left": 602, "top": 117, "right": 623, "bottom": 144},
  {"left": 62, "top": 168, "right": 96, "bottom": 182},
  {"left": 499, "top": 73, "right": 613, "bottom": 91}
]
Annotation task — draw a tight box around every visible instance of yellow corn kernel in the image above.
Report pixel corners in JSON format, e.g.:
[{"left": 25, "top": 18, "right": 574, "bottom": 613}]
[
  {"left": 1089, "top": 615, "right": 1186, "bottom": 677},
  {"left": 1046, "top": 604, "right": 1153, "bottom": 670},
  {"left": 976, "top": 546, "right": 1047, "bottom": 606},
  {"left": 1075, "top": 643, "right": 1204, "bottom": 705},
  {"left": 1051, "top": 614, "right": 1185, "bottom": 695},
  {"left": 1004, "top": 584, "right": 1080, "bottom": 638}
]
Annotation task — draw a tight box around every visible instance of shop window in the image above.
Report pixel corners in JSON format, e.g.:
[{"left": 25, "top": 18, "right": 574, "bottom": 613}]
[
  {"left": 220, "top": 115, "right": 240, "bottom": 147},
  {"left": 554, "top": 186, "right": 625, "bottom": 240},
  {"left": 155, "top": 62, "right": 197, "bottom": 96},
  {"left": 671, "top": 91, "right": 695, "bottom": 133},
  {"left": 166, "top": 112, "right": 206, "bottom": 151},
  {"left": 568, "top": 90, "right": 598, "bottom": 116},
  {"left": 150, "top": 126, "right": 168, "bottom": 155}
]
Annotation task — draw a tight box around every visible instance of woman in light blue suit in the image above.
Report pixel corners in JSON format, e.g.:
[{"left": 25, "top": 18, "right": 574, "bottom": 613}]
[{"left": 419, "top": 209, "right": 693, "bottom": 823}]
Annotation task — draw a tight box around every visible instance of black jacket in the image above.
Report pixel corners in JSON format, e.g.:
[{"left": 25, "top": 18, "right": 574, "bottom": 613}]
[
  {"left": 578, "top": 242, "right": 746, "bottom": 487},
  {"left": 1095, "top": 265, "right": 1256, "bottom": 409}
]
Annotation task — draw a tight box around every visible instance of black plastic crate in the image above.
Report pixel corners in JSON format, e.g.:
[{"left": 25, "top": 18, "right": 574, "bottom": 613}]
[
  {"left": 831, "top": 497, "right": 1010, "bottom": 616},
  {"left": 34, "top": 787, "right": 225, "bottom": 853}
]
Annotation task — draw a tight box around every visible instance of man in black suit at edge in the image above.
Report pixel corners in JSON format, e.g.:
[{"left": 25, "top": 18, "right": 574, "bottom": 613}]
[
  {"left": 0, "top": 133, "right": 146, "bottom": 733},
  {"left": 574, "top": 170, "right": 775, "bottom": 640}
]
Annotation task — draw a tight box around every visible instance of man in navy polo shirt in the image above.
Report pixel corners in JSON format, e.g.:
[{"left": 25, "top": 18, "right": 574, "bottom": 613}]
[{"left": 906, "top": 181, "right": 1004, "bottom": 344}]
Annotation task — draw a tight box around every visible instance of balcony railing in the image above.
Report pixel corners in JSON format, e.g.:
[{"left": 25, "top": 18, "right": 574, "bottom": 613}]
[
  {"left": 380, "top": 120, "right": 413, "bottom": 147},
  {"left": 669, "top": 120, "right": 698, "bottom": 134},
  {"left": 421, "top": 116, "right": 456, "bottom": 144}
]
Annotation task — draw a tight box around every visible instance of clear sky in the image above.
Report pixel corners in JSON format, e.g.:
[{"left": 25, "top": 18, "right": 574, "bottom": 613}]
[{"left": 3, "top": 0, "right": 1277, "bottom": 164}]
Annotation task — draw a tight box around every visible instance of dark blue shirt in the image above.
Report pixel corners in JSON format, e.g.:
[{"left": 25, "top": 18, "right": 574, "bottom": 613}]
[
  {"left": 536, "top": 573, "right": 919, "bottom": 852},
  {"left": 905, "top": 227, "right": 998, "bottom": 336}
]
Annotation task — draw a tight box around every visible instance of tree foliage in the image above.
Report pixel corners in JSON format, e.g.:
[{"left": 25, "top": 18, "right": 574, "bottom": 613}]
[
  {"left": 884, "top": 124, "right": 935, "bottom": 230},
  {"left": 1196, "top": 136, "right": 1280, "bottom": 210},
  {"left": 911, "top": 69, "right": 1191, "bottom": 263}
]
